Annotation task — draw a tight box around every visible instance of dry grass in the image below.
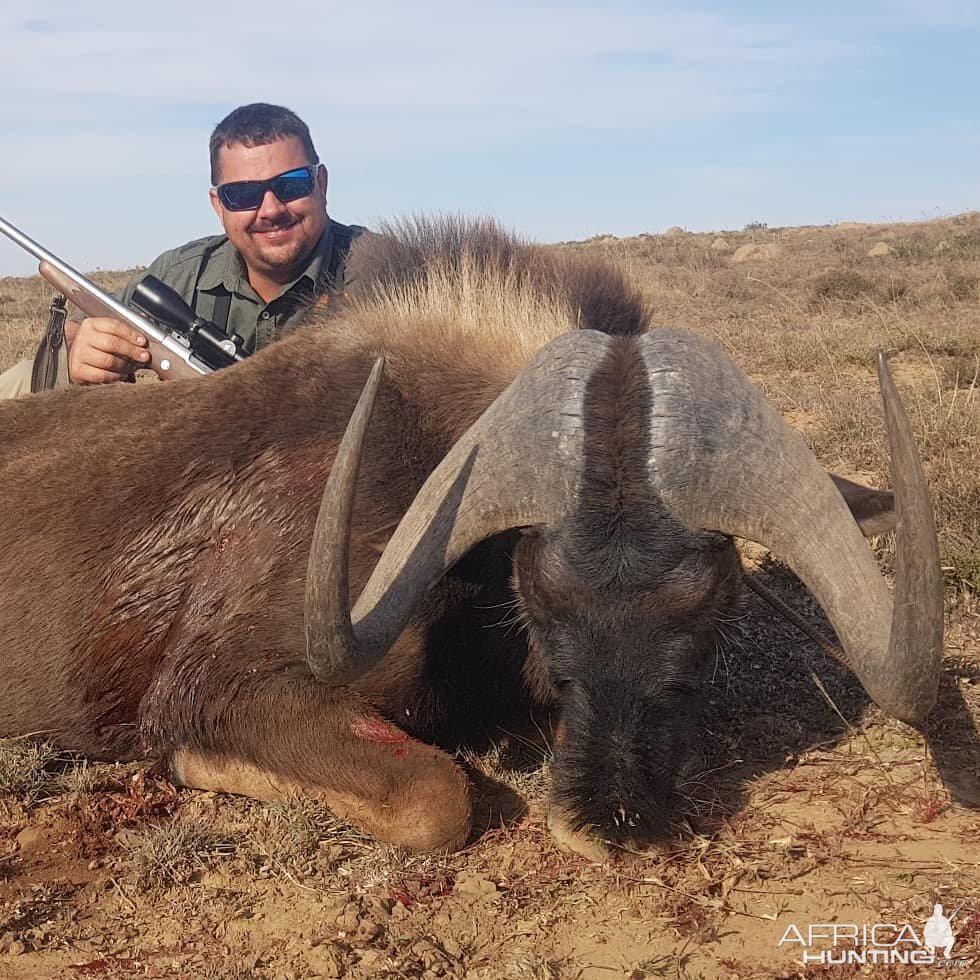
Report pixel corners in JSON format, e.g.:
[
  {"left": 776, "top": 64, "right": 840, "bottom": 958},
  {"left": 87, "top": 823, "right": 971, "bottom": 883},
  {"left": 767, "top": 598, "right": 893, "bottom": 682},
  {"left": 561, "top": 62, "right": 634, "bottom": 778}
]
[
  {"left": 236, "top": 797, "right": 374, "bottom": 884},
  {"left": 123, "top": 822, "right": 237, "bottom": 892},
  {"left": 0, "top": 268, "right": 136, "bottom": 367},
  {"left": 0, "top": 738, "right": 60, "bottom": 804}
]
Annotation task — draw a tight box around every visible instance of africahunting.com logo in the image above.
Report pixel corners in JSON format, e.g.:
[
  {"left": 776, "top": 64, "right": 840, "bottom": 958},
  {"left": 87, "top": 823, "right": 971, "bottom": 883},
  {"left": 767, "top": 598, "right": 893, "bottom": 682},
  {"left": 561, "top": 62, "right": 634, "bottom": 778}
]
[{"left": 777, "top": 901, "right": 976, "bottom": 967}]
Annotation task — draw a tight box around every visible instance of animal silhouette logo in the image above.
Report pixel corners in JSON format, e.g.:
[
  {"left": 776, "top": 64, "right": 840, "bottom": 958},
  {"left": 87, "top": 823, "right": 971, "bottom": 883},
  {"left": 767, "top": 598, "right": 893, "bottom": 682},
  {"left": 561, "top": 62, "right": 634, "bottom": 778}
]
[{"left": 923, "top": 902, "right": 963, "bottom": 958}]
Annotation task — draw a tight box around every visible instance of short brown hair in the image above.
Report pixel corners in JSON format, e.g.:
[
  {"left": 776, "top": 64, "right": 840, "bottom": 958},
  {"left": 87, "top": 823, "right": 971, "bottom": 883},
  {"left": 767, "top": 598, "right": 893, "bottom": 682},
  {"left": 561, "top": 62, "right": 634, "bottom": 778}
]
[{"left": 209, "top": 103, "right": 319, "bottom": 185}]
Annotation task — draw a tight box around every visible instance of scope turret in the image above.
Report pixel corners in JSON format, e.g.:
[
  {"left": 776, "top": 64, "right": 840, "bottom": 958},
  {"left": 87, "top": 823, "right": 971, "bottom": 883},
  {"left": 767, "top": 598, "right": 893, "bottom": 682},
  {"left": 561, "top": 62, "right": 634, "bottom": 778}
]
[{"left": 132, "top": 275, "right": 248, "bottom": 370}]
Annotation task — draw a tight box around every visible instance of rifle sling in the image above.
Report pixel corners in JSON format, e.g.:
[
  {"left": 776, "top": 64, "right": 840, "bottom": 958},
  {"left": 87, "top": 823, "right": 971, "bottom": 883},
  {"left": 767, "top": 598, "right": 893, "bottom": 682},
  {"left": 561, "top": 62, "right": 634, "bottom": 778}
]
[
  {"left": 30, "top": 294, "right": 68, "bottom": 393},
  {"left": 211, "top": 291, "right": 232, "bottom": 336}
]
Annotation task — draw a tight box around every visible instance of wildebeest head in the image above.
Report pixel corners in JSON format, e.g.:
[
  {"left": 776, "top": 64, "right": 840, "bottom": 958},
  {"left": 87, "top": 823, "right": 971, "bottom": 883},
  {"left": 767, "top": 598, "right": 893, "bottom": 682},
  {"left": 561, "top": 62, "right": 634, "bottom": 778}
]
[
  {"left": 509, "top": 340, "right": 744, "bottom": 844},
  {"left": 303, "top": 326, "right": 943, "bottom": 850},
  {"left": 513, "top": 511, "right": 742, "bottom": 844}
]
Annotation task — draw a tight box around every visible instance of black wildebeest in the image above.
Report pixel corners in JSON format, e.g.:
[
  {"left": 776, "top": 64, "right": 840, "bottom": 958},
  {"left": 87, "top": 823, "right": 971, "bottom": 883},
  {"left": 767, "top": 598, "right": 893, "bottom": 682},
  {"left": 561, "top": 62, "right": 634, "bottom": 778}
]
[{"left": 0, "top": 218, "right": 943, "bottom": 854}]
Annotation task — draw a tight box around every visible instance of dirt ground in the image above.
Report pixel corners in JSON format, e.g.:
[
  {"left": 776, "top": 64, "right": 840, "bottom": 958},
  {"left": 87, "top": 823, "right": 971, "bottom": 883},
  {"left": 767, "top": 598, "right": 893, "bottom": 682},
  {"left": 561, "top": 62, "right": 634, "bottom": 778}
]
[{"left": 1, "top": 214, "right": 978, "bottom": 978}]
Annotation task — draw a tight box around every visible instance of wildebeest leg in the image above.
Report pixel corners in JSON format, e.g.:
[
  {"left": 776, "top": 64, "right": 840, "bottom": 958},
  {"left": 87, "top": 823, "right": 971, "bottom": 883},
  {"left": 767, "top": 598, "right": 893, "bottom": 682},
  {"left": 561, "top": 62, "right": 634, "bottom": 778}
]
[{"left": 144, "top": 667, "right": 472, "bottom": 852}]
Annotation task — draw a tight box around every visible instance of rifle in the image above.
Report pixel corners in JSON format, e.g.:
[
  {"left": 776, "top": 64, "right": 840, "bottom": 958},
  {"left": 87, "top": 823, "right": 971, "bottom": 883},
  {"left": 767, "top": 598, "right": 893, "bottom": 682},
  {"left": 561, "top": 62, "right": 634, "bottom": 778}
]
[{"left": 1, "top": 215, "right": 248, "bottom": 381}]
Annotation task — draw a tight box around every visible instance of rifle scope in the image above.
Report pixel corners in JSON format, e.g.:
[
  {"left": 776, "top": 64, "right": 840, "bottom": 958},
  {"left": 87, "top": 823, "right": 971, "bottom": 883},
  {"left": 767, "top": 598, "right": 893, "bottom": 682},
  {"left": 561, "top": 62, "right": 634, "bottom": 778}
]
[{"left": 132, "top": 275, "right": 249, "bottom": 371}]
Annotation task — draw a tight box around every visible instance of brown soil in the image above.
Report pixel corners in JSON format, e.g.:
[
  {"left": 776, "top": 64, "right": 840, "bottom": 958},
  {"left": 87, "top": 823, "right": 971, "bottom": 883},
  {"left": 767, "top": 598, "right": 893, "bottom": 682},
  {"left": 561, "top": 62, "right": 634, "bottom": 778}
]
[{"left": 2, "top": 580, "right": 976, "bottom": 979}]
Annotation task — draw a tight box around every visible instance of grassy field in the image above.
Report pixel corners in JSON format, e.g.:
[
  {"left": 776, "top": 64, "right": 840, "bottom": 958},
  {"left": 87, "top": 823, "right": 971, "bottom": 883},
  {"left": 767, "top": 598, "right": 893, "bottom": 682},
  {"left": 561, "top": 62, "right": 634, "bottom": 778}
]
[{"left": 0, "top": 215, "right": 977, "bottom": 979}]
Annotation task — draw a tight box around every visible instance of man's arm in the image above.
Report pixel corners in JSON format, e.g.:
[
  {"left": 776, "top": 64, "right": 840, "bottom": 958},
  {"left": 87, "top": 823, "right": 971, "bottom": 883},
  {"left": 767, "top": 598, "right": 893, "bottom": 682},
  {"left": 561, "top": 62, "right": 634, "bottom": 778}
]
[{"left": 66, "top": 255, "right": 176, "bottom": 385}]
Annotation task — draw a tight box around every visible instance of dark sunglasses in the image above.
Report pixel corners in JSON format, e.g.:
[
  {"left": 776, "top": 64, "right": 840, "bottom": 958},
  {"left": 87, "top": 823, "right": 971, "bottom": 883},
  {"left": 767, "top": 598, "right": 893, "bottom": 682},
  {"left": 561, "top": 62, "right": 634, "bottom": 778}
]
[{"left": 215, "top": 164, "right": 318, "bottom": 211}]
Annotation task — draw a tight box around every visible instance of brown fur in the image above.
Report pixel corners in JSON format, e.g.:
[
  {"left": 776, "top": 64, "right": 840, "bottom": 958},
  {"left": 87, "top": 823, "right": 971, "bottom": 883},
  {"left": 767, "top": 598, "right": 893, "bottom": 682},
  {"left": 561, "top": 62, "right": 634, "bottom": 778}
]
[
  {"left": 0, "top": 218, "right": 891, "bottom": 851},
  {"left": 0, "top": 218, "right": 646, "bottom": 849}
]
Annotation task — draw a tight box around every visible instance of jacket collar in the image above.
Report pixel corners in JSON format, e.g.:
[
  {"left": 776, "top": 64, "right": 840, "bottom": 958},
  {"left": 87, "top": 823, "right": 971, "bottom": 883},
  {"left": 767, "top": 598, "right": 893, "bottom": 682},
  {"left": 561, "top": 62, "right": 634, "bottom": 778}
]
[{"left": 197, "top": 220, "right": 333, "bottom": 300}]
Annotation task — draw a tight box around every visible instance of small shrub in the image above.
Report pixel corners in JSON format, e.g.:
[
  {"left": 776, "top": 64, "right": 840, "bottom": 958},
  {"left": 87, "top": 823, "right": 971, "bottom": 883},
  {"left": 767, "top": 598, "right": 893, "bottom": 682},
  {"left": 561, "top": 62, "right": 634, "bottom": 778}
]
[
  {"left": 946, "top": 535, "right": 980, "bottom": 595},
  {"left": 125, "top": 823, "right": 236, "bottom": 892},
  {"left": 244, "top": 799, "right": 365, "bottom": 879},
  {"left": 943, "top": 271, "right": 980, "bottom": 302},
  {"left": 937, "top": 229, "right": 980, "bottom": 260},
  {"left": 810, "top": 268, "right": 875, "bottom": 301},
  {"left": 0, "top": 739, "right": 60, "bottom": 803},
  {"left": 876, "top": 276, "right": 908, "bottom": 302},
  {"left": 941, "top": 354, "right": 980, "bottom": 390},
  {"left": 743, "top": 221, "right": 768, "bottom": 232},
  {"left": 893, "top": 233, "right": 933, "bottom": 261}
]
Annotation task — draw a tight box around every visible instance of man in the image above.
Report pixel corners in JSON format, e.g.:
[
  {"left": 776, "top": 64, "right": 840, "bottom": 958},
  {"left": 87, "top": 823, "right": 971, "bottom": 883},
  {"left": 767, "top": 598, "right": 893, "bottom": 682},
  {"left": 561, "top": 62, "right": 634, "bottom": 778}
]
[{"left": 0, "top": 103, "right": 362, "bottom": 396}]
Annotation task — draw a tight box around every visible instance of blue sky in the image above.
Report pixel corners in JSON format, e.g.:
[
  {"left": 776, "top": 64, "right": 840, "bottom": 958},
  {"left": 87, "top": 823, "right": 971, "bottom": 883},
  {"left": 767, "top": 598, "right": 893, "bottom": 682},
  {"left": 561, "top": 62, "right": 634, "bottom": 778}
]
[{"left": 1, "top": 0, "right": 979, "bottom": 276}]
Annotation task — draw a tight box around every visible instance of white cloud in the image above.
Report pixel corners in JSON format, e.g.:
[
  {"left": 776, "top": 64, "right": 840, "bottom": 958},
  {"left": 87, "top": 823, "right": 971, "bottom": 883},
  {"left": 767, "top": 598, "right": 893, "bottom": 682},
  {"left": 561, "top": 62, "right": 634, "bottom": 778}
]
[
  {"left": 0, "top": 1, "right": 881, "bottom": 198},
  {"left": 0, "top": 3, "right": 872, "bottom": 130}
]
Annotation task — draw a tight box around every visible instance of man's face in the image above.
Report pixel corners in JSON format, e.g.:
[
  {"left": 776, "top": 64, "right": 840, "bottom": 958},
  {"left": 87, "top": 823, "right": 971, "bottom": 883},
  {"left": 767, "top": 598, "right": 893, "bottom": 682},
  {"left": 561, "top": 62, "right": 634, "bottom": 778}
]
[{"left": 209, "top": 135, "right": 328, "bottom": 286}]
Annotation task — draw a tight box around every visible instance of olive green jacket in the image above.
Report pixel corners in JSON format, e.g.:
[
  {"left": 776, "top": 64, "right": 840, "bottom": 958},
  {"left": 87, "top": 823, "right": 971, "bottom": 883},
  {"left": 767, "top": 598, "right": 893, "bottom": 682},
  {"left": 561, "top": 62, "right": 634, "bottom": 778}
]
[
  {"left": 15, "top": 218, "right": 362, "bottom": 394},
  {"left": 117, "top": 219, "right": 362, "bottom": 354}
]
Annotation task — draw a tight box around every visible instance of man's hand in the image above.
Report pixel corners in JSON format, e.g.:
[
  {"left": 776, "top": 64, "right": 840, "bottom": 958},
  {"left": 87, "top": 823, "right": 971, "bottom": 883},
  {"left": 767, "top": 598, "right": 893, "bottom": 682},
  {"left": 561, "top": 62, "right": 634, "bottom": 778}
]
[{"left": 67, "top": 317, "right": 152, "bottom": 385}]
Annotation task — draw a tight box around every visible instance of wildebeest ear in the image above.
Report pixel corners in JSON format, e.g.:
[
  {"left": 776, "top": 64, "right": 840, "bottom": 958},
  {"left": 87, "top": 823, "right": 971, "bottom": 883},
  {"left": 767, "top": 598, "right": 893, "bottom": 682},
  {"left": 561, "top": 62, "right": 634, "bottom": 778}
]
[
  {"left": 511, "top": 531, "right": 547, "bottom": 613},
  {"left": 829, "top": 473, "right": 896, "bottom": 537}
]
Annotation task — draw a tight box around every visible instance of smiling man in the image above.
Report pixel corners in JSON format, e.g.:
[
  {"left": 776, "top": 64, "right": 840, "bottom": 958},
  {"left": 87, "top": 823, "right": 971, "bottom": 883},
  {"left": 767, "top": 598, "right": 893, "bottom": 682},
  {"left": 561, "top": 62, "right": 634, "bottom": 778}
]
[{"left": 0, "top": 103, "right": 363, "bottom": 395}]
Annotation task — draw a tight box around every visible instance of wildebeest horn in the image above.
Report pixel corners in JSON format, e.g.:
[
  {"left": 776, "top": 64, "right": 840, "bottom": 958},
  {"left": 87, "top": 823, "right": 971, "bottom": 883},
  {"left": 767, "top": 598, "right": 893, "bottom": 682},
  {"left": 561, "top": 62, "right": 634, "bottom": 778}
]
[
  {"left": 305, "top": 333, "right": 612, "bottom": 685},
  {"left": 305, "top": 356, "right": 387, "bottom": 682},
  {"left": 635, "top": 332, "right": 943, "bottom": 726},
  {"left": 307, "top": 331, "right": 943, "bottom": 727}
]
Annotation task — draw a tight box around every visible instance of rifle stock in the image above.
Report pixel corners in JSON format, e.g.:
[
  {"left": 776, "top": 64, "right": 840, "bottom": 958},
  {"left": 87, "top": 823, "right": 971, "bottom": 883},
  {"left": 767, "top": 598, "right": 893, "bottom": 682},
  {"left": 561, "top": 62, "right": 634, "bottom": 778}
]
[
  {"left": 38, "top": 262, "right": 203, "bottom": 382},
  {"left": 0, "top": 214, "right": 209, "bottom": 381}
]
